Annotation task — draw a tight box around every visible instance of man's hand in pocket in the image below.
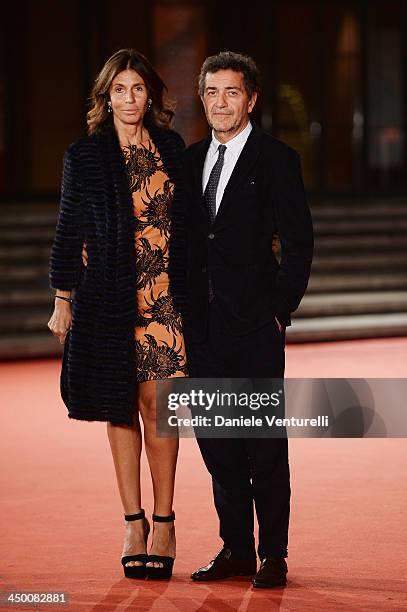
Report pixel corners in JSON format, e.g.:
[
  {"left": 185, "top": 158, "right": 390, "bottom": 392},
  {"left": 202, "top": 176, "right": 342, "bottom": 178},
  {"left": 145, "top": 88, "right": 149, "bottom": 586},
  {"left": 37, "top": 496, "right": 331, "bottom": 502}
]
[
  {"left": 275, "top": 316, "right": 283, "bottom": 333},
  {"left": 81, "top": 242, "right": 88, "bottom": 267}
]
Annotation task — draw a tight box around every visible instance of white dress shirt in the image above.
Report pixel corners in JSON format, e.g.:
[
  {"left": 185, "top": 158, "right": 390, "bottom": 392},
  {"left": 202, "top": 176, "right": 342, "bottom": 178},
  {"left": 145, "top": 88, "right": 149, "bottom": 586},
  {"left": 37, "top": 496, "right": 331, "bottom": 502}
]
[{"left": 202, "top": 121, "right": 252, "bottom": 213}]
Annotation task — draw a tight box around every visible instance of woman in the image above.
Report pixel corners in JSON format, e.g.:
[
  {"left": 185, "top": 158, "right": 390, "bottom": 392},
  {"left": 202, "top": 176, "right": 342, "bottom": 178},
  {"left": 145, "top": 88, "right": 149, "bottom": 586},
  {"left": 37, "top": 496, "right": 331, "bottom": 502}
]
[{"left": 47, "top": 49, "right": 187, "bottom": 580}]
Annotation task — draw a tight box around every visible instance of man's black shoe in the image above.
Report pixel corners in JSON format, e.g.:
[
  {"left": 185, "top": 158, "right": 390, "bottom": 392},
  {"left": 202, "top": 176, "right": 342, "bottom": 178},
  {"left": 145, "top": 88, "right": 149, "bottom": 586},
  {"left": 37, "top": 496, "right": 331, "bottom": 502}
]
[
  {"left": 252, "top": 557, "right": 288, "bottom": 588},
  {"left": 191, "top": 548, "right": 257, "bottom": 581}
]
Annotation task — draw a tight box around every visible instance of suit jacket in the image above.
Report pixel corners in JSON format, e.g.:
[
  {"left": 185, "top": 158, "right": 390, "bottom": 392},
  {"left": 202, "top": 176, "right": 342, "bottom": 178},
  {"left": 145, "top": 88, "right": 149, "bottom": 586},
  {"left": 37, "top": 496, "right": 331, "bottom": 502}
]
[
  {"left": 49, "top": 123, "right": 186, "bottom": 425},
  {"left": 183, "top": 121, "right": 313, "bottom": 341}
]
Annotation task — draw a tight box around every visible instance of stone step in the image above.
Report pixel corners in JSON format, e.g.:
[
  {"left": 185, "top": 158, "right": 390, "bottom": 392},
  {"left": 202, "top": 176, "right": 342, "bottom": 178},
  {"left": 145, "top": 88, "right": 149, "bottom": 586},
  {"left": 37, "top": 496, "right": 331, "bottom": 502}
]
[
  {"left": 0, "top": 212, "right": 57, "bottom": 228},
  {"left": 312, "top": 252, "right": 407, "bottom": 271},
  {"left": 287, "top": 313, "right": 407, "bottom": 343},
  {"left": 296, "top": 291, "right": 407, "bottom": 317},
  {"left": 0, "top": 332, "right": 62, "bottom": 359},
  {"left": 311, "top": 202, "right": 407, "bottom": 218},
  {"left": 308, "top": 273, "right": 407, "bottom": 293},
  {"left": 1, "top": 227, "right": 56, "bottom": 243},
  {"left": 316, "top": 234, "right": 407, "bottom": 252},
  {"left": 0, "top": 202, "right": 57, "bottom": 214},
  {"left": 0, "top": 287, "right": 52, "bottom": 306},
  {"left": 0, "top": 245, "right": 51, "bottom": 261},
  {"left": 0, "top": 278, "right": 50, "bottom": 292},
  {"left": 0, "top": 263, "right": 50, "bottom": 280},
  {"left": 0, "top": 306, "right": 51, "bottom": 333},
  {"left": 313, "top": 218, "right": 407, "bottom": 235}
]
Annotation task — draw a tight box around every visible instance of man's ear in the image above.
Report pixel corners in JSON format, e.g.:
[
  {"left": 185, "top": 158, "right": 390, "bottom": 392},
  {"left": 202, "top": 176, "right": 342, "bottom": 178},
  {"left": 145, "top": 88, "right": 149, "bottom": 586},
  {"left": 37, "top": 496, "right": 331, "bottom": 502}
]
[{"left": 248, "top": 92, "right": 258, "bottom": 113}]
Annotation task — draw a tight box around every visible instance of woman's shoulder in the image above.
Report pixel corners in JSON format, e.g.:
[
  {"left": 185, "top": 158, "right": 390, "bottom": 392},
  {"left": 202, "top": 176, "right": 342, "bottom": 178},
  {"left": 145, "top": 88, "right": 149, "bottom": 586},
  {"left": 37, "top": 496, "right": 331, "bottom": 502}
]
[
  {"left": 65, "top": 134, "right": 98, "bottom": 154},
  {"left": 63, "top": 135, "right": 102, "bottom": 167},
  {"left": 65, "top": 136, "right": 97, "bottom": 157}
]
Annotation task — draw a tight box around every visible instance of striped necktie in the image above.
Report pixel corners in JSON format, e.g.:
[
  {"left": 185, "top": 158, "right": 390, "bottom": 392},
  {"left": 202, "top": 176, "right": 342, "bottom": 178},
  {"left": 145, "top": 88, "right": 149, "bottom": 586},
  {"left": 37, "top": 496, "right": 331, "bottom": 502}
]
[{"left": 204, "top": 144, "right": 227, "bottom": 222}]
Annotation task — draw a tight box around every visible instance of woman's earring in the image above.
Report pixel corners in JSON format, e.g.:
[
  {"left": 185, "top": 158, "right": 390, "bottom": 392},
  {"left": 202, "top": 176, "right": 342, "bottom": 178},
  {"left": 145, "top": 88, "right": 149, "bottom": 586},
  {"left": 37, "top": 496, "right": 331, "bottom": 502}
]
[
  {"left": 107, "top": 101, "right": 112, "bottom": 113},
  {"left": 147, "top": 99, "right": 152, "bottom": 111}
]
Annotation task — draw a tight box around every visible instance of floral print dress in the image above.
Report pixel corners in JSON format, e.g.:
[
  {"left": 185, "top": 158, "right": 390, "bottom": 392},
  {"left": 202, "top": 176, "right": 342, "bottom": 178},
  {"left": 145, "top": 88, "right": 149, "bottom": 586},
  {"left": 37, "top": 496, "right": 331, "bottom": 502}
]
[{"left": 121, "top": 138, "right": 188, "bottom": 382}]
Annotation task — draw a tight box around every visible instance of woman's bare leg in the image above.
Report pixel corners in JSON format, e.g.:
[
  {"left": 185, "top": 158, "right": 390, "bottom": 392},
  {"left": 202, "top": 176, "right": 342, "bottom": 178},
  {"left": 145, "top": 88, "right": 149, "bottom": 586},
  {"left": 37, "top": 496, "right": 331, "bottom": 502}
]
[
  {"left": 138, "top": 380, "right": 178, "bottom": 568},
  {"left": 107, "top": 417, "right": 147, "bottom": 567}
]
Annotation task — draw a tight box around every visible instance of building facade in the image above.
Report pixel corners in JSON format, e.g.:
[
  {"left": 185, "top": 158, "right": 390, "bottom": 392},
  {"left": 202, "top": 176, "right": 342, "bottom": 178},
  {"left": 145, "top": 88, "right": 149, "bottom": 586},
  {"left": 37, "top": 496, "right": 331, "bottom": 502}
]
[{"left": 1, "top": 0, "right": 406, "bottom": 199}]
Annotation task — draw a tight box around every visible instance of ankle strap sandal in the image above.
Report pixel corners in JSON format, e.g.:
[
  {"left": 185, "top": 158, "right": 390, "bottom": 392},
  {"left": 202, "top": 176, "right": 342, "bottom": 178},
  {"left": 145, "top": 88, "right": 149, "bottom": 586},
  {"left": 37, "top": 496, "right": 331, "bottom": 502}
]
[
  {"left": 152, "top": 510, "right": 175, "bottom": 523},
  {"left": 124, "top": 509, "right": 146, "bottom": 522},
  {"left": 146, "top": 511, "right": 176, "bottom": 580},
  {"left": 121, "top": 508, "right": 150, "bottom": 579}
]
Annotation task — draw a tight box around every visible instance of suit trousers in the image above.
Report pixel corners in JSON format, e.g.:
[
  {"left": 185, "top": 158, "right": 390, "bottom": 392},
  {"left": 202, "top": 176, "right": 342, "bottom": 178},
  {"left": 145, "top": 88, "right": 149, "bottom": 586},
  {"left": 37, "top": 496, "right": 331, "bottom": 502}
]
[{"left": 186, "top": 298, "right": 291, "bottom": 560}]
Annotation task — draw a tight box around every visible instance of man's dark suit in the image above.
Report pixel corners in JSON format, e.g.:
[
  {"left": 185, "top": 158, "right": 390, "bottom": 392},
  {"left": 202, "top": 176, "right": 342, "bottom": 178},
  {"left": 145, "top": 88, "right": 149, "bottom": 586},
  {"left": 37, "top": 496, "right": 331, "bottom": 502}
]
[{"left": 183, "top": 121, "right": 313, "bottom": 561}]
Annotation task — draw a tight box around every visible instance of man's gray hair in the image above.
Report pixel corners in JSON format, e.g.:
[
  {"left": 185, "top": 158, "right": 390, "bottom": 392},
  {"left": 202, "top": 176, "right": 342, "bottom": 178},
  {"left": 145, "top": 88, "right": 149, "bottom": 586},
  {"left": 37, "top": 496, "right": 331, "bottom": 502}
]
[{"left": 198, "top": 51, "right": 261, "bottom": 98}]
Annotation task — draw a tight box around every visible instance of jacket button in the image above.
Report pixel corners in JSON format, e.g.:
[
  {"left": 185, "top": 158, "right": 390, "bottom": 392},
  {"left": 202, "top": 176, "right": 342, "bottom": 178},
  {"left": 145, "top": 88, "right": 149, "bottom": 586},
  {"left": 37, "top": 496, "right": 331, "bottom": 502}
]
[{"left": 208, "top": 233, "right": 215, "bottom": 239}]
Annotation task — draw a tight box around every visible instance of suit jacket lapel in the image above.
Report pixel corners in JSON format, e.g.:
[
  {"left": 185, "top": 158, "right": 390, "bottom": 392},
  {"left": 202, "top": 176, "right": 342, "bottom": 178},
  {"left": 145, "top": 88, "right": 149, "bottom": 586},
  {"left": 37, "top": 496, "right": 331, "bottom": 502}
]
[
  {"left": 193, "top": 134, "right": 212, "bottom": 224},
  {"left": 214, "top": 122, "right": 262, "bottom": 225}
]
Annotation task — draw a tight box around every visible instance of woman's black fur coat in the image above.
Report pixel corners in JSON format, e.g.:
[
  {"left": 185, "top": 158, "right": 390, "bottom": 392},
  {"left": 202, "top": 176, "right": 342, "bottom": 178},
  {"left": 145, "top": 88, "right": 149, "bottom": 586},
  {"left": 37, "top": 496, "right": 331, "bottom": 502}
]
[{"left": 49, "top": 123, "right": 186, "bottom": 425}]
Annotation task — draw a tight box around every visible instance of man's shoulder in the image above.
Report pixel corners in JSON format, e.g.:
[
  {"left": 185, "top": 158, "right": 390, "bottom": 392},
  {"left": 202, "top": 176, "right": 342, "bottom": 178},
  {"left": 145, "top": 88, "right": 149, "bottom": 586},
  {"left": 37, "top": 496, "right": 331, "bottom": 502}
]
[{"left": 258, "top": 128, "right": 300, "bottom": 163}]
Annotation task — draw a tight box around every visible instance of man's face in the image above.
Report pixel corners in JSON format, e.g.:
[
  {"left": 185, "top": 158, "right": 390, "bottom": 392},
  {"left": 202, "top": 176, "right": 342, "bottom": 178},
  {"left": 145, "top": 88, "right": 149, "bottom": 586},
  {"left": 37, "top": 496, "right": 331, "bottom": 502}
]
[{"left": 201, "top": 69, "right": 257, "bottom": 138}]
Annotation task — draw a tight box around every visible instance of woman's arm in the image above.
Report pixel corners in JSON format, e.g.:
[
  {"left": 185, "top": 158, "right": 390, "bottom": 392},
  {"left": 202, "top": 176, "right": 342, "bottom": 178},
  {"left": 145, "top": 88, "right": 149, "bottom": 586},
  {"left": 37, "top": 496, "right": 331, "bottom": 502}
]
[
  {"left": 49, "top": 143, "right": 85, "bottom": 291},
  {"left": 48, "top": 143, "right": 85, "bottom": 343}
]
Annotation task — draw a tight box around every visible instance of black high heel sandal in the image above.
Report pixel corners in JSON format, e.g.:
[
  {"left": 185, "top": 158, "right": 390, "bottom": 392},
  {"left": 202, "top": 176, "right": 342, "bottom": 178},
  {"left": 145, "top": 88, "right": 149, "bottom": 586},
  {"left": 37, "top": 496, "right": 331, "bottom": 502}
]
[
  {"left": 146, "top": 511, "right": 176, "bottom": 580},
  {"left": 121, "top": 509, "right": 150, "bottom": 579}
]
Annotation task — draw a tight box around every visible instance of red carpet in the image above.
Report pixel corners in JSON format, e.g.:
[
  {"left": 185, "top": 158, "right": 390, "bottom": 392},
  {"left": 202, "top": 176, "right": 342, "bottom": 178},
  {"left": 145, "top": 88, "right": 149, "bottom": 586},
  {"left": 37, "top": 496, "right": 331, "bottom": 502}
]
[{"left": 1, "top": 337, "right": 407, "bottom": 611}]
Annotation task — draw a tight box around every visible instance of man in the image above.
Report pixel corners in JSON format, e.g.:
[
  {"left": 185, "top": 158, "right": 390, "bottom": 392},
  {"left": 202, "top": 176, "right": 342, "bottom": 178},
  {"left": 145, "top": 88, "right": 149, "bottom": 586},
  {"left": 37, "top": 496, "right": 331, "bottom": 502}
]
[{"left": 183, "top": 51, "right": 313, "bottom": 588}]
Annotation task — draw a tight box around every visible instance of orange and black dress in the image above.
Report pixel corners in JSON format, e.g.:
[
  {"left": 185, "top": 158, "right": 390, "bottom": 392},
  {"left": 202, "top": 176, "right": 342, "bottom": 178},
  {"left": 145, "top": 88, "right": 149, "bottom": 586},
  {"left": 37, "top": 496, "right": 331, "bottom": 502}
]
[{"left": 121, "top": 138, "right": 188, "bottom": 383}]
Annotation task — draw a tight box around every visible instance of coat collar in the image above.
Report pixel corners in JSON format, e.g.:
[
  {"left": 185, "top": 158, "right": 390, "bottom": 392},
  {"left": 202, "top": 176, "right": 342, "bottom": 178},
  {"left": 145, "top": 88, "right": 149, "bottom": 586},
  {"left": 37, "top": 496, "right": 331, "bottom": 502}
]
[{"left": 95, "top": 123, "right": 178, "bottom": 175}]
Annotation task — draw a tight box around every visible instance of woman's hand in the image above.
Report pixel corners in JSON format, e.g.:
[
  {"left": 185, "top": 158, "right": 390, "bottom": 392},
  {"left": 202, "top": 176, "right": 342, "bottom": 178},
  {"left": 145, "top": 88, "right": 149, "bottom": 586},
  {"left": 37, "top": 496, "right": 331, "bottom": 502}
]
[
  {"left": 48, "top": 298, "right": 72, "bottom": 344},
  {"left": 81, "top": 242, "right": 88, "bottom": 267}
]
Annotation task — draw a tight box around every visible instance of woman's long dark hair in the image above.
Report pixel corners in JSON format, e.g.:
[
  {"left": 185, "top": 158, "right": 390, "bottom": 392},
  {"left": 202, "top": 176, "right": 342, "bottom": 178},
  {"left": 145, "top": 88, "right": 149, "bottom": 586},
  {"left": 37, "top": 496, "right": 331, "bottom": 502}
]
[{"left": 87, "top": 49, "right": 174, "bottom": 135}]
